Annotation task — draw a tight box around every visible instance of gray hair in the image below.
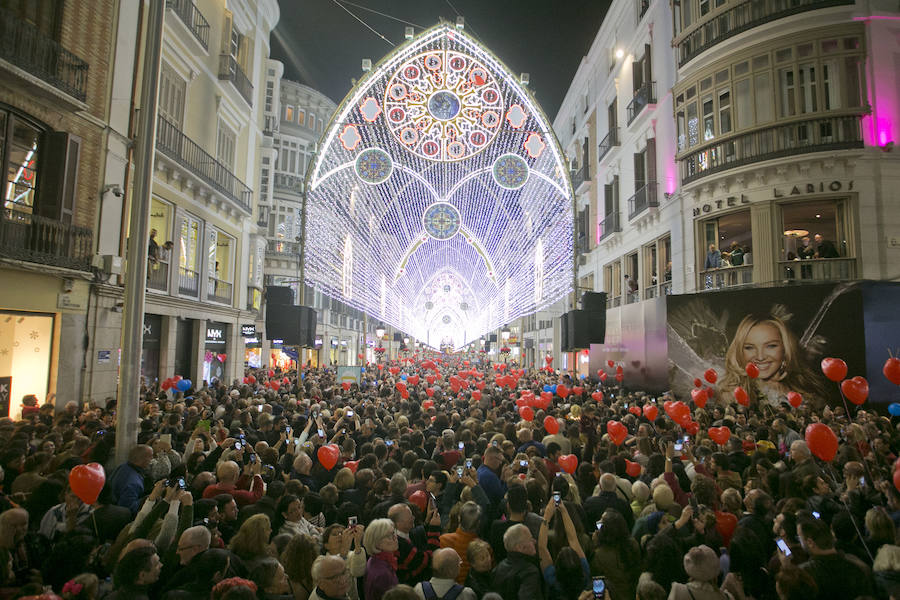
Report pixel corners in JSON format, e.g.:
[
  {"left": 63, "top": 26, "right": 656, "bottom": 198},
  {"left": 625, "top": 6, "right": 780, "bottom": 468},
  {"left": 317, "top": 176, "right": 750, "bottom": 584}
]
[
  {"left": 363, "top": 518, "right": 396, "bottom": 555},
  {"left": 180, "top": 525, "right": 211, "bottom": 549},
  {"left": 389, "top": 472, "right": 408, "bottom": 496},
  {"left": 459, "top": 501, "right": 482, "bottom": 533},
  {"left": 310, "top": 554, "right": 345, "bottom": 584},
  {"left": 503, "top": 523, "right": 532, "bottom": 552}
]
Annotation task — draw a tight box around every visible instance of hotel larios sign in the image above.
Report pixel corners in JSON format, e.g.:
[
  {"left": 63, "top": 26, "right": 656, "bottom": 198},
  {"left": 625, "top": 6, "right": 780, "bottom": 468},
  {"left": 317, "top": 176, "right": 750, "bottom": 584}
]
[{"left": 692, "top": 181, "right": 853, "bottom": 217}]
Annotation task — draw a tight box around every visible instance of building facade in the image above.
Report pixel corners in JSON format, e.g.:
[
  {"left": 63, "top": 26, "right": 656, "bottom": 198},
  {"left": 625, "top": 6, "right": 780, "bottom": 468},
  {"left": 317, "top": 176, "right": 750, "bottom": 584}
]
[
  {"left": 553, "top": 0, "right": 900, "bottom": 384},
  {"left": 553, "top": 0, "right": 679, "bottom": 379},
  {"left": 0, "top": 0, "right": 118, "bottom": 417},
  {"left": 84, "top": 0, "right": 280, "bottom": 404}
]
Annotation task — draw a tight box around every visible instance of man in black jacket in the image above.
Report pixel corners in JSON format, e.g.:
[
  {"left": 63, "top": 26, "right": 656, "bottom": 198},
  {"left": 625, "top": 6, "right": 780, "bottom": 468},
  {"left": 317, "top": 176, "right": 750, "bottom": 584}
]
[
  {"left": 584, "top": 473, "right": 634, "bottom": 531},
  {"left": 491, "top": 523, "right": 544, "bottom": 600}
]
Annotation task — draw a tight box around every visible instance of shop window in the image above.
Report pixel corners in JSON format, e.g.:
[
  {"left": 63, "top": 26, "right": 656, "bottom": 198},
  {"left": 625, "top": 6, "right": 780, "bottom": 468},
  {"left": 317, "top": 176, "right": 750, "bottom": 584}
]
[
  {"left": 0, "top": 311, "right": 54, "bottom": 418},
  {"left": 780, "top": 199, "right": 848, "bottom": 261}
]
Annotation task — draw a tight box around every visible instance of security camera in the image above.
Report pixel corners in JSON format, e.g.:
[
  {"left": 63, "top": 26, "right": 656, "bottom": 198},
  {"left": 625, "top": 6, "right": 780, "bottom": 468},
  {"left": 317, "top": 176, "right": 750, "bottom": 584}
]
[{"left": 103, "top": 184, "right": 123, "bottom": 198}]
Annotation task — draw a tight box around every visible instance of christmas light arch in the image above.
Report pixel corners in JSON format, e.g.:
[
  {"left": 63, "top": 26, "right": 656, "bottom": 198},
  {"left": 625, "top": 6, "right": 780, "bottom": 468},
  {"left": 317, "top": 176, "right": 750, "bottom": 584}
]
[{"left": 305, "top": 22, "right": 574, "bottom": 347}]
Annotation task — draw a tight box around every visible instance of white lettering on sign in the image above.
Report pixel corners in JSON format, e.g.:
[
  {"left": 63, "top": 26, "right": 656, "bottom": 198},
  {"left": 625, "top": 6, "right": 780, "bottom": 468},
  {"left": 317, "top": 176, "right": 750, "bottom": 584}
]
[{"left": 207, "top": 328, "right": 223, "bottom": 340}]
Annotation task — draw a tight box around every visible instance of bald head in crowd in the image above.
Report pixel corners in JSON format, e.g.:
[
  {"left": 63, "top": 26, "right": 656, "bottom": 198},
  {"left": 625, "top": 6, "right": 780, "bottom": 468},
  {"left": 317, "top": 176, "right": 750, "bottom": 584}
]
[
  {"left": 216, "top": 461, "right": 240, "bottom": 484},
  {"left": 432, "top": 548, "right": 463, "bottom": 580},
  {"left": 599, "top": 473, "right": 617, "bottom": 492}
]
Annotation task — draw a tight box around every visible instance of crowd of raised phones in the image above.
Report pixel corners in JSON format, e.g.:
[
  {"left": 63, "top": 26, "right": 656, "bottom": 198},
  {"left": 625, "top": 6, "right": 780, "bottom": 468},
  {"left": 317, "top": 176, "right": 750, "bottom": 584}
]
[{"left": 0, "top": 356, "right": 899, "bottom": 600}]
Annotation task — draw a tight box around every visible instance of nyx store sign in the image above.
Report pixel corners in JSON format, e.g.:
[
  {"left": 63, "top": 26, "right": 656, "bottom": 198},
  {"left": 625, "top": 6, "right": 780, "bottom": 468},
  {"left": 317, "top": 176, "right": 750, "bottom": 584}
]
[
  {"left": 206, "top": 326, "right": 225, "bottom": 345},
  {"left": 241, "top": 324, "right": 256, "bottom": 337}
]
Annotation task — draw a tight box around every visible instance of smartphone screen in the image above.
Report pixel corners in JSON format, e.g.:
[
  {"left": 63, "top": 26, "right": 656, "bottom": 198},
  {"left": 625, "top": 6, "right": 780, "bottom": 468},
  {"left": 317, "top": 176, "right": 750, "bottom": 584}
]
[
  {"left": 466, "top": 459, "right": 472, "bottom": 469},
  {"left": 285, "top": 426, "right": 291, "bottom": 434},
  {"left": 347, "top": 410, "right": 354, "bottom": 417},
  {"left": 776, "top": 538, "right": 792, "bottom": 556},
  {"left": 458, "top": 442, "right": 464, "bottom": 450},
  {"left": 348, "top": 516, "right": 357, "bottom": 526},
  {"left": 595, "top": 520, "right": 603, "bottom": 531},
  {"left": 674, "top": 442, "right": 683, "bottom": 451},
  {"left": 198, "top": 419, "right": 210, "bottom": 431},
  {"left": 318, "top": 428, "right": 325, "bottom": 438},
  {"left": 592, "top": 576, "right": 606, "bottom": 597},
  {"left": 249, "top": 454, "right": 256, "bottom": 464},
  {"left": 552, "top": 492, "right": 561, "bottom": 505},
  {"left": 257, "top": 405, "right": 263, "bottom": 413},
  {"left": 520, "top": 460, "right": 528, "bottom": 467},
  {"left": 386, "top": 440, "right": 394, "bottom": 446},
  {"left": 812, "top": 511, "right": 821, "bottom": 519},
  {"left": 457, "top": 466, "right": 464, "bottom": 477},
  {"left": 860, "top": 477, "right": 866, "bottom": 486},
  {"left": 178, "top": 477, "right": 186, "bottom": 489}
]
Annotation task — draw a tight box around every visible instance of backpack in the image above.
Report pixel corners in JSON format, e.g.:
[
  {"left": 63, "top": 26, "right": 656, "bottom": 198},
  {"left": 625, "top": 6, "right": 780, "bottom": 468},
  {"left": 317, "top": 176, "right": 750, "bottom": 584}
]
[{"left": 421, "top": 581, "right": 464, "bottom": 600}]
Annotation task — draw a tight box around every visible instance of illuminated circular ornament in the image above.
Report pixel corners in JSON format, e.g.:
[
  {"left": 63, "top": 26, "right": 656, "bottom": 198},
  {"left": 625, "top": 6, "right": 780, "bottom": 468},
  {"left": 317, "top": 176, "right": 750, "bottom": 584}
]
[
  {"left": 422, "top": 202, "right": 462, "bottom": 240},
  {"left": 442, "top": 315, "right": 452, "bottom": 324},
  {"left": 355, "top": 147, "right": 393, "bottom": 185},
  {"left": 492, "top": 154, "right": 529, "bottom": 189},
  {"left": 384, "top": 51, "right": 503, "bottom": 161}
]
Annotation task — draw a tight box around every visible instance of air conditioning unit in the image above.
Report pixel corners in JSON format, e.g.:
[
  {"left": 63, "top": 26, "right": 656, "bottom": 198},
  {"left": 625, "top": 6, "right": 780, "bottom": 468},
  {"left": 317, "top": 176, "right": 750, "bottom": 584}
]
[{"left": 92, "top": 254, "right": 123, "bottom": 275}]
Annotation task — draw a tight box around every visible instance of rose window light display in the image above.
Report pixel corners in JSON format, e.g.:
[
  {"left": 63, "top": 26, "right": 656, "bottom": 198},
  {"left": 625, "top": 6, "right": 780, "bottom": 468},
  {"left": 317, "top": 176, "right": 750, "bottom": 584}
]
[{"left": 305, "top": 23, "right": 574, "bottom": 349}]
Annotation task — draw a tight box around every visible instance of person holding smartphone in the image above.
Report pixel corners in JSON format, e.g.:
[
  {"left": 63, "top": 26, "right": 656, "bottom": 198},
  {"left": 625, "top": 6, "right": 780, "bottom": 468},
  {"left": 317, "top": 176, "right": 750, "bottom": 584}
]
[{"left": 537, "top": 496, "right": 590, "bottom": 600}]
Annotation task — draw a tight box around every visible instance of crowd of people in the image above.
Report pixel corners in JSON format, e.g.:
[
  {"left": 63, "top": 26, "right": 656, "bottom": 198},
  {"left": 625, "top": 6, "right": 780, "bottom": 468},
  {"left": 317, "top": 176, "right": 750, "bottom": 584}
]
[{"left": 0, "top": 354, "right": 898, "bottom": 600}]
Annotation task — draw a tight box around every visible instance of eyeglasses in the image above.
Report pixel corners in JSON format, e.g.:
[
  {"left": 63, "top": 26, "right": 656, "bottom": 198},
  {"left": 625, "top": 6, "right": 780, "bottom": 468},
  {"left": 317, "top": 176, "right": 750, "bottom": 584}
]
[{"left": 321, "top": 569, "right": 350, "bottom": 580}]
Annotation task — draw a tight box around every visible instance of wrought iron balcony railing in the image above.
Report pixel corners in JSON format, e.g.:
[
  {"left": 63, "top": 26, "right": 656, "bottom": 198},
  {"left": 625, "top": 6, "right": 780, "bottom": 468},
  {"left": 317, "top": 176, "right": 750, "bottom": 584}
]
[
  {"left": 0, "top": 208, "right": 93, "bottom": 271},
  {"left": 207, "top": 277, "right": 233, "bottom": 304},
  {"left": 572, "top": 164, "right": 590, "bottom": 192},
  {"left": 167, "top": 0, "right": 210, "bottom": 50},
  {"left": 147, "top": 260, "right": 170, "bottom": 292},
  {"left": 0, "top": 11, "right": 89, "bottom": 102},
  {"left": 156, "top": 115, "right": 253, "bottom": 213},
  {"left": 627, "top": 181, "right": 659, "bottom": 219},
  {"left": 178, "top": 266, "right": 200, "bottom": 296},
  {"left": 598, "top": 211, "right": 621, "bottom": 242},
  {"left": 219, "top": 54, "right": 253, "bottom": 107},
  {"left": 627, "top": 82, "right": 656, "bottom": 125},
  {"left": 676, "top": 0, "right": 853, "bottom": 67},
  {"left": 778, "top": 257, "right": 856, "bottom": 283},
  {"left": 598, "top": 128, "right": 620, "bottom": 161},
  {"left": 680, "top": 114, "right": 863, "bottom": 185}
]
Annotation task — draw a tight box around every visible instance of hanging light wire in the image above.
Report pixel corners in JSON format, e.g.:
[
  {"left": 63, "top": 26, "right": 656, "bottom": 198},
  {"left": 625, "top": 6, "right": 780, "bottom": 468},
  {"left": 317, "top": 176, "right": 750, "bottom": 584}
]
[
  {"left": 336, "top": 0, "right": 425, "bottom": 29},
  {"left": 330, "top": 0, "right": 394, "bottom": 46}
]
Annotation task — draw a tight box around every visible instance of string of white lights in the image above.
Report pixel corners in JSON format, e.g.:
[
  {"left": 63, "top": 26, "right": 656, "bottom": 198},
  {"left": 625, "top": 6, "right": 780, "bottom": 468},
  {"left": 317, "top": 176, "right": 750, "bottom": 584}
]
[{"left": 306, "top": 23, "right": 573, "bottom": 348}]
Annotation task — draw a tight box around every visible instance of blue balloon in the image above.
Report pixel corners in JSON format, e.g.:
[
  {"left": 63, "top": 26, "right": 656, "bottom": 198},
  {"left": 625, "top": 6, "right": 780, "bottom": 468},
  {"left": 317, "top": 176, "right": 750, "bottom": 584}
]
[
  {"left": 400, "top": 374, "right": 408, "bottom": 380},
  {"left": 550, "top": 384, "right": 558, "bottom": 394},
  {"left": 889, "top": 403, "right": 900, "bottom": 417},
  {"left": 360, "top": 368, "right": 366, "bottom": 373},
  {"left": 580, "top": 374, "right": 586, "bottom": 380},
  {"left": 543, "top": 384, "right": 552, "bottom": 392},
  {"left": 176, "top": 379, "right": 191, "bottom": 392},
  {"left": 300, "top": 372, "right": 305, "bottom": 380}
]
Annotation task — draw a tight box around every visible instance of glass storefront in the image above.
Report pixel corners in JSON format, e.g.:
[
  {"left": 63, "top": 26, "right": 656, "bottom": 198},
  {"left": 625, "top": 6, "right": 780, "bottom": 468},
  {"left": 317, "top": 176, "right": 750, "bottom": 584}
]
[
  {"left": 0, "top": 311, "right": 54, "bottom": 418},
  {"left": 141, "top": 314, "right": 161, "bottom": 384},
  {"left": 203, "top": 321, "right": 228, "bottom": 384}
]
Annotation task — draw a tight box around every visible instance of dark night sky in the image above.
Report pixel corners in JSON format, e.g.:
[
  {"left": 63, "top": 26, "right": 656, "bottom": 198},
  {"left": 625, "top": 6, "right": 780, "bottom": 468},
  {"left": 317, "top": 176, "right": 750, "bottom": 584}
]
[{"left": 270, "top": 0, "right": 609, "bottom": 120}]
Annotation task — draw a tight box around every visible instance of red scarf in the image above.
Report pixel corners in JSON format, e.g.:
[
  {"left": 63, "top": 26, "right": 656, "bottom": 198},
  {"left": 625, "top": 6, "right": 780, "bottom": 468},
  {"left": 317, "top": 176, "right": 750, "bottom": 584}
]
[{"left": 374, "top": 551, "right": 398, "bottom": 570}]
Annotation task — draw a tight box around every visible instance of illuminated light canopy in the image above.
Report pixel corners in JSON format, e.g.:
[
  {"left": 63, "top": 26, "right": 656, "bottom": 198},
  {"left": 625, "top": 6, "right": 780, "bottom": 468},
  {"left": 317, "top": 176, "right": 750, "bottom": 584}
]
[{"left": 306, "top": 23, "right": 574, "bottom": 347}]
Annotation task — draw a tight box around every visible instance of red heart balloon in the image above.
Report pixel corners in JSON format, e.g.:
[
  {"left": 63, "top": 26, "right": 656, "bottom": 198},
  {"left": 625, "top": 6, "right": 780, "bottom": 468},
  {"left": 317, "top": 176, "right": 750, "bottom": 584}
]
[
  {"left": 476, "top": 381, "right": 486, "bottom": 390},
  {"left": 544, "top": 416, "right": 559, "bottom": 435},
  {"left": 463, "top": 360, "right": 470, "bottom": 366},
  {"left": 407, "top": 375, "right": 420, "bottom": 386},
  {"left": 663, "top": 401, "right": 675, "bottom": 417},
  {"left": 643, "top": 404, "right": 658, "bottom": 420},
  {"left": 841, "top": 376, "right": 869, "bottom": 405},
  {"left": 693, "top": 378, "right": 703, "bottom": 388},
  {"left": 685, "top": 421, "right": 700, "bottom": 436},
  {"left": 248, "top": 375, "right": 256, "bottom": 384},
  {"left": 472, "top": 390, "right": 482, "bottom": 402},
  {"left": 734, "top": 386, "right": 750, "bottom": 406},
  {"left": 400, "top": 389, "right": 409, "bottom": 400},
  {"left": 271, "top": 381, "right": 280, "bottom": 391},
  {"left": 885, "top": 357, "right": 900, "bottom": 386},
  {"left": 317, "top": 444, "right": 340, "bottom": 470},
  {"left": 546, "top": 356, "right": 553, "bottom": 364},
  {"left": 787, "top": 391, "right": 803, "bottom": 408},
  {"left": 519, "top": 406, "right": 534, "bottom": 422},
  {"left": 821, "top": 357, "right": 848, "bottom": 382},
  {"left": 377, "top": 364, "right": 384, "bottom": 370},
  {"left": 805, "top": 423, "right": 838, "bottom": 462},
  {"left": 423, "top": 399, "right": 434, "bottom": 409},
  {"left": 591, "top": 391, "right": 604, "bottom": 402},
  {"left": 629, "top": 405, "right": 642, "bottom": 416},
  {"left": 572, "top": 386, "right": 583, "bottom": 397},
  {"left": 344, "top": 460, "right": 359, "bottom": 474},
  {"left": 893, "top": 469, "right": 900, "bottom": 493},
  {"left": 607, "top": 421, "right": 627, "bottom": 446},
  {"left": 69, "top": 463, "right": 105, "bottom": 505},
  {"left": 670, "top": 402, "right": 691, "bottom": 426},
  {"left": 218, "top": 354, "right": 228, "bottom": 363},
  {"left": 745, "top": 363, "right": 760, "bottom": 379},
  {"left": 708, "top": 426, "right": 731, "bottom": 446},
  {"left": 425, "top": 387, "right": 435, "bottom": 397},
  {"left": 558, "top": 454, "right": 578, "bottom": 474},
  {"left": 625, "top": 459, "right": 641, "bottom": 478},
  {"left": 615, "top": 373, "right": 624, "bottom": 382},
  {"left": 690, "top": 388, "right": 708, "bottom": 408},
  {"left": 540, "top": 391, "right": 553, "bottom": 404},
  {"left": 358, "top": 353, "right": 364, "bottom": 360},
  {"left": 616, "top": 365, "right": 624, "bottom": 374},
  {"left": 607, "top": 360, "right": 615, "bottom": 368},
  {"left": 426, "top": 374, "right": 436, "bottom": 385},
  {"left": 341, "top": 382, "right": 351, "bottom": 391},
  {"left": 599, "top": 372, "right": 608, "bottom": 382},
  {"left": 704, "top": 369, "right": 718, "bottom": 384},
  {"left": 557, "top": 385, "right": 569, "bottom": 399},
  {"left": 396, "top": 381, "right": 407, "bottom": 391}
]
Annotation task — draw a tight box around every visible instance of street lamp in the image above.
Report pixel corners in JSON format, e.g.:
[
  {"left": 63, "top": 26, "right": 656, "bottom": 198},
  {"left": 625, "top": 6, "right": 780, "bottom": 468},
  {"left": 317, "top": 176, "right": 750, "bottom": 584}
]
[
  {"left": 403, "top": 336, "right": 410, "bottom": 345},
  {"left": 501, "top": 327, "right": 510, "bottom": 343},
  {"left": 375, "top": 323, "right": 385, "bottom": 339}
]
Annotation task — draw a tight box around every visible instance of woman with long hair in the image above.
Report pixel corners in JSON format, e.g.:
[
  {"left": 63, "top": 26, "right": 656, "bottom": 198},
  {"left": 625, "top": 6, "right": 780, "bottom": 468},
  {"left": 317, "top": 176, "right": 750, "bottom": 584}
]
[
  {"left": 591, "top": 509, "right": 641, "bottom": 600},
  {"left": 363, "top": 518, "right": 399, "bottom": 600},
  {"left": 229, "top": 514, "right": 275, "bottom": 569},
  {"left": 280, "top": 533, "right": 318, "bottom": 600},
  {"left": 718, "top": 310, "right": 827, "bottom": 408}
]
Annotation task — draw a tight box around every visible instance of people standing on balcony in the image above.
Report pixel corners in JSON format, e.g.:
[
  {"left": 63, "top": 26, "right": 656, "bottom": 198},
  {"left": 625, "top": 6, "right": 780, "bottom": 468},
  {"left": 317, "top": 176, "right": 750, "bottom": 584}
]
[
  {"left": 159, "top": 241, "right": 173, "bottom": 263},
  {"left": 148, "top": 229, "right": 159, "bottom": 263},
  {"left": 704, "top": 245, "right": 721, "bottom": 269},
  {"left": 813, "top": 233, "right": 839, "bottom": 259},
  {"left": 798, "top": 237, "right": 815, "bottom": 261},
  {"left": 729, "top": 242, "right": 744, "bottom": 267}
]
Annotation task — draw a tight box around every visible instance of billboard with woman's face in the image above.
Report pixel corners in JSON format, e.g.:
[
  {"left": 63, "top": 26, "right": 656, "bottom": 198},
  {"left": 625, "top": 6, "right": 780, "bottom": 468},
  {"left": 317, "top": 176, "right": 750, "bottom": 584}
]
[{"left": 666, "top": 283, "right": 867, "bottom": 409}]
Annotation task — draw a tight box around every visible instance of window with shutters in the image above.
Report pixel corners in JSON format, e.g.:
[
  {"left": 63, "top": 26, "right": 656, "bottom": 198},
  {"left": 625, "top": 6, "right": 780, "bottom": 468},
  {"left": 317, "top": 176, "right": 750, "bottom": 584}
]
[
  {"left": 216, "top": 120, "right": 236, "bottom": 170},
  {"left": 159, "top": 63, "right": 186, "bottom": 127},
  {"left": 284, "top": 105, "right": 294, "bottom": 122}
]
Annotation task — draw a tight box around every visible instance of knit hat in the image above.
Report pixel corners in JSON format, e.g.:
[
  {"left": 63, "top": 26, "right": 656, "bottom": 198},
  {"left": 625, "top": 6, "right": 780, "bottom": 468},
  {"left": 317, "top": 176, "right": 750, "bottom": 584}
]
[
  {"left": 652, "top": 484, "right": 674, "bottom": 510},
  {"left": 684, "top": 545, "right": 720, "bottom": 582}
]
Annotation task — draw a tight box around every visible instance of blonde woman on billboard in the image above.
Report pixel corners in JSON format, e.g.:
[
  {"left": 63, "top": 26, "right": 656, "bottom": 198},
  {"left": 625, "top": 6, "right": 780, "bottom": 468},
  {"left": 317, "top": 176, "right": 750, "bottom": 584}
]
[{"left": 719, "top": 309, "right": 826, "bottom": 408}]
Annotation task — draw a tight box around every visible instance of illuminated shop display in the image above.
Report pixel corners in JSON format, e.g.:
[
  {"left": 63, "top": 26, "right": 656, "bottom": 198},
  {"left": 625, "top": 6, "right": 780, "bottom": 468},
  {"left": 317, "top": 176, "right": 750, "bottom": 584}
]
[{"left": 306, "top": 24, "right": 573, "bottom": 347}]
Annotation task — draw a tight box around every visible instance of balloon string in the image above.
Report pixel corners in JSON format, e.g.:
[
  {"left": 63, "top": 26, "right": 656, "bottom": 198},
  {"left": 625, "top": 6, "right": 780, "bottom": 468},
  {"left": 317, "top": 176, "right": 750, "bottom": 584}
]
[
  {"left": 835, "top": 382, "right": 877, "bottom": 487},
  {"left": 820, "top": 462, "right": 875, "bottom": 564}
]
